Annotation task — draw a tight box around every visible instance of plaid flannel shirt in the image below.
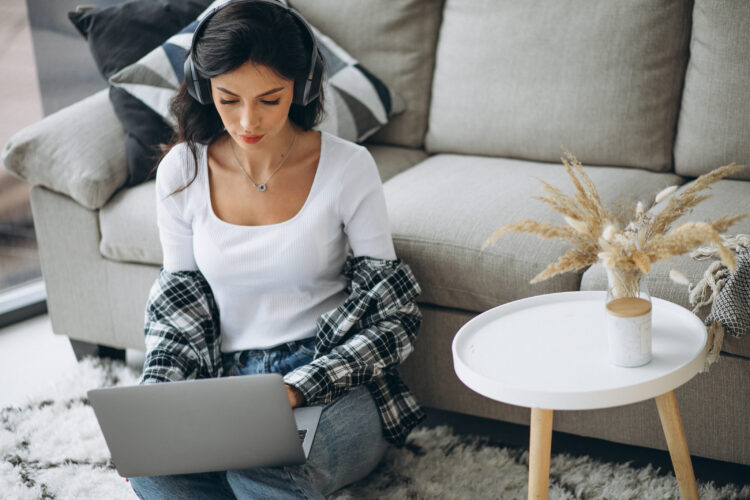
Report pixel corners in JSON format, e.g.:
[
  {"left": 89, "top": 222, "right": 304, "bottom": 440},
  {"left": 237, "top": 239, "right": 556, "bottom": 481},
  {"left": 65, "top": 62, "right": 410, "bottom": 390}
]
[{"left": 140, "top": 256, "right": 426, "bottom": 446}]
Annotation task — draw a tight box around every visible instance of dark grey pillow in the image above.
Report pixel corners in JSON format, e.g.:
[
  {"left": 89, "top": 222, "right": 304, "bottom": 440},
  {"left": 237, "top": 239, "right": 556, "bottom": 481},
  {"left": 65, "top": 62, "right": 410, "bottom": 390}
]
[
  {"left": 68, "top": 0, "right": 212, "bottom": 186},
  {"left": 68, "top": 0, "right": 213, "bottom": 79}
]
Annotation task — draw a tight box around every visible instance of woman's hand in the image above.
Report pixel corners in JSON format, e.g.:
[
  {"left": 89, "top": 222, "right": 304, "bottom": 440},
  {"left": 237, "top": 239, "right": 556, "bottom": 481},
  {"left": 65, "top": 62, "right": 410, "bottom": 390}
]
[{"left": 285, "top": 384, "right": 305, "bottom": 408}]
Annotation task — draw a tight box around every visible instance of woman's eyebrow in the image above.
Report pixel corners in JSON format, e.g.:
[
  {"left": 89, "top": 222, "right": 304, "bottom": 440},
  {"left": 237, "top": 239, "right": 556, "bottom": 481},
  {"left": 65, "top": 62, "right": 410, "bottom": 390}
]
[{"left": 215, "top": 86, "right": 285, "bottom": 98}]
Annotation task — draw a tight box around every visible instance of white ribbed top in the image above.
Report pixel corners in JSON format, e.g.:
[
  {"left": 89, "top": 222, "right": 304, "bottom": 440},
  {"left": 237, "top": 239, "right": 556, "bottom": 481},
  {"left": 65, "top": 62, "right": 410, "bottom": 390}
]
[{"left": 155, "top": 131, "right": 396, "bottom": 352}]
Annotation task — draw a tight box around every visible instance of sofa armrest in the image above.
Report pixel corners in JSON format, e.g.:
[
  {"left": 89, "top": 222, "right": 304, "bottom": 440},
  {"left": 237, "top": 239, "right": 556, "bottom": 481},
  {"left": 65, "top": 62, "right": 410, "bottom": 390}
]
[{"left": 1, "top": 89, "right": 128, "bottom": 210}]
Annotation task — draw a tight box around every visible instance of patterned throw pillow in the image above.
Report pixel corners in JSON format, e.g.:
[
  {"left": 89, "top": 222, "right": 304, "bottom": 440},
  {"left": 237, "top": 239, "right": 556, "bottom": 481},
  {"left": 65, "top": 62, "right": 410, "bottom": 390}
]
[{"left": 108, "top": 0, "right": 403, "bottom": 143}]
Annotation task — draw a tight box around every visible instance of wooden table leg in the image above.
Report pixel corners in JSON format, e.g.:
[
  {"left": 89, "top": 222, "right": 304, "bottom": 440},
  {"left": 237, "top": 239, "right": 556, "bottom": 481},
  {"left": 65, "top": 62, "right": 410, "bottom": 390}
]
[
  {"left": 529, "top": 408, "right": 554, "bottom": 500},
  {"left": 655, "top": 391, "right": 700, "bottom": 500}
]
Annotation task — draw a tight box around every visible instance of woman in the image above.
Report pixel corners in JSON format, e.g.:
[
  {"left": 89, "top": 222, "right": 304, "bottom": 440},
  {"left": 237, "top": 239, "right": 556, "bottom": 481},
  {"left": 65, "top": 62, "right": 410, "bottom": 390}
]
[{"left": 130, "top": 1, "right": 424, "bottom": 498}]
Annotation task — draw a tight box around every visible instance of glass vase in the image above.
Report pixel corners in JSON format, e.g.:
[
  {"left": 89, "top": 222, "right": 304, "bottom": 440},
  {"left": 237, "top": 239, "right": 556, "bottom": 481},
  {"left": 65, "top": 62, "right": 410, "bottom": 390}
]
[{"left": 604, "top": 267, "right": 652, "bottom": 367}]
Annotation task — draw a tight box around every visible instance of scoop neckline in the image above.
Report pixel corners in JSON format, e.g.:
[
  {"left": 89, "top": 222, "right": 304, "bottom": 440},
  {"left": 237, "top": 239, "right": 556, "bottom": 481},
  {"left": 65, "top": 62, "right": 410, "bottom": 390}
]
[{"left": 204, "top": 131, "right": 326, "bottom": 229}]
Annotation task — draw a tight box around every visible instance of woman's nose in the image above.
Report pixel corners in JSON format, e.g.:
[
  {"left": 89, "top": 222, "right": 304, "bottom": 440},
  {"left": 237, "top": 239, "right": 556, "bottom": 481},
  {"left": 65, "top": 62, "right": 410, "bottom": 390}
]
[{"left": 239, "top": 104, "right": 259, "bottom": 131}]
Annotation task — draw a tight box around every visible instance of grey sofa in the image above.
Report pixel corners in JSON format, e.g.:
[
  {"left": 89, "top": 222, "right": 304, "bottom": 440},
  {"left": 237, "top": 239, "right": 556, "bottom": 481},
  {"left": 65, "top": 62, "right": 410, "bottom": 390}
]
[{"left": 4, "top": 0, "right": 750, "bottom": 466}]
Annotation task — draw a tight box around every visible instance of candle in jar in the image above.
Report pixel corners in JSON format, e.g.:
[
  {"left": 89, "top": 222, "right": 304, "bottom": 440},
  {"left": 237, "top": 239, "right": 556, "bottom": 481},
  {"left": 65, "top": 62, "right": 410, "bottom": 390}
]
[{"left": 605, "top": 297, "right": 652, "bottom": 367}]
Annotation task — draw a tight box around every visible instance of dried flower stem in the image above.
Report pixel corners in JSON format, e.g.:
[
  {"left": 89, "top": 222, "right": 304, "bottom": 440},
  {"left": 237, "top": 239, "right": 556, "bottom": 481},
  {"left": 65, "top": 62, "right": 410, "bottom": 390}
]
[
  {"left": 482, "top": 151, "right": 747, "bottom": 286},
  {"left": 606, "top": 266, "right": 644, "bottom": 299},
  {"left": 649, "top": 163, "right": 744, "bottom": 237}
]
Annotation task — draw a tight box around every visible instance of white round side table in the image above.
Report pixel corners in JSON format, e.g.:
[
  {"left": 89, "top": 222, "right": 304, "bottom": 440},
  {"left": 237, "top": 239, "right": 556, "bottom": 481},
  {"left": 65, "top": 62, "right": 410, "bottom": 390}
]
[{"left": 452, "top": 291, "right": 707, "bottom": 500}]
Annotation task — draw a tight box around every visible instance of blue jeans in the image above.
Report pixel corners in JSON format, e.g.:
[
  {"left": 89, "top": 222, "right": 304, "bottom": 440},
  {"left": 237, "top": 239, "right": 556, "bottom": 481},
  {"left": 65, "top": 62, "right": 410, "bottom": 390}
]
[{"left": 130, "top": 338, "right": 388, "bottom": 499}]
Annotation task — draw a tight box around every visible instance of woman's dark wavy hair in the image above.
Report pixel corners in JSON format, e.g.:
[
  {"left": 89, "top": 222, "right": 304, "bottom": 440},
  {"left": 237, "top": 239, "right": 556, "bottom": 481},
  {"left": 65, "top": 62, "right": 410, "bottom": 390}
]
[{"left": 155, "top": 0, "right": 326, "bottom": 194}]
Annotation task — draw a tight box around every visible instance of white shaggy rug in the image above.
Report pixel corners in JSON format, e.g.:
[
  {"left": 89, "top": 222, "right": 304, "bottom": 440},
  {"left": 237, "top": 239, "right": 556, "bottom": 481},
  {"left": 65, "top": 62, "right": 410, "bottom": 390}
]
[{"left": 2, "top": 358, "right": 748, "bottom": 500}]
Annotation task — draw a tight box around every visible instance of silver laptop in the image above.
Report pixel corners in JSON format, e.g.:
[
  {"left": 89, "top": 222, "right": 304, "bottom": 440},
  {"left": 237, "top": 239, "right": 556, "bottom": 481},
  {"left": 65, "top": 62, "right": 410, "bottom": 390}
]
[{"left": 88, "top": 373, "right": 323, "bottom": 477}]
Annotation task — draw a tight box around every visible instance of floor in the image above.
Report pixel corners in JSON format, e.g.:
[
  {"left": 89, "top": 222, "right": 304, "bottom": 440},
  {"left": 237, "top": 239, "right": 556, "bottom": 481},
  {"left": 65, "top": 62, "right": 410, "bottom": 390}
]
[{"left": 0, "top": 313, "right": 144, "bottom": 407}]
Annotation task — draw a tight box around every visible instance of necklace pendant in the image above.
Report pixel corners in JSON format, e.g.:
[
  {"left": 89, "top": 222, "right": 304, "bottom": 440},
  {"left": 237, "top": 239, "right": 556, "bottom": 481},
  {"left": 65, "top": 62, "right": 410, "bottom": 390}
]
[{"left": 230, "top": 131, "right": 296, "bottom": 196}]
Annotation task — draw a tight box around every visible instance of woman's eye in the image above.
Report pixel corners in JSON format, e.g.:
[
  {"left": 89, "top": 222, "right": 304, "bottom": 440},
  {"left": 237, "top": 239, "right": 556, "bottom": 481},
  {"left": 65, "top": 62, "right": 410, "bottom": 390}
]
[{"left": 218, "top": 98, "right": 279, "bottom": 105}]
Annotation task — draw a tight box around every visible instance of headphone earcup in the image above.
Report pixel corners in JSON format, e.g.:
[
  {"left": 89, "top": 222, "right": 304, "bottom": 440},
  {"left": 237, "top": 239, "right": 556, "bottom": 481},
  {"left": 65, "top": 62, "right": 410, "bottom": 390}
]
[
  {"left": 293, "top": 50, "right": 324, "bottom": 106},
  {"left": 307, "top": 53, "right": 325, "bottom": 105},
  {"left": 183, "top": 55, "right": 213, "bottom": 105}
]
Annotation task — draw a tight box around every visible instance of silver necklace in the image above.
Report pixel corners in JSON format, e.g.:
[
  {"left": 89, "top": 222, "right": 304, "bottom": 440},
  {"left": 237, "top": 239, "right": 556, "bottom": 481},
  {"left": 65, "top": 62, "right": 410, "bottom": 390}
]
[{"left": 229, "top": 131, "right": 297, "bottom": 192}]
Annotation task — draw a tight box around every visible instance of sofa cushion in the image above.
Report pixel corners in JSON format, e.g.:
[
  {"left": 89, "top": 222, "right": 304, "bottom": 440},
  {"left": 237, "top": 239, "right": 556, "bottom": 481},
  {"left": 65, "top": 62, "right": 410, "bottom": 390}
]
[
  {"left": 426, "top": 0, "right": 691, "bottom": 172},
  {"left": 99, "top": 180, "right": 161, "bottom": 265},
  {"left": 580, "top": 179, "right": 750, "bottom": 358},
  {"left": 68, "top": 0, "right": 212, "bottom": 80},
  {"left": 1, "top": 90, "right": 127, "bottom": 211},
  {"left": 108, "top": 87, "right": 174, "bottom": 187},
  {"left": 383, "top": 154, "right": 684, "bottom": 313},
  {"left": 291, "top": 0, "right": 444, "bottom": 149},
  {"left": 108, "top": 0, "right": 404, "bottom": 145},
  {"left": 674, "top": 0, "right": 750, "bottom": 181},
  {"left": 367, "top": 145, "right": 428, "bottom": 183},
  {"left": 98, "top": 144, "right": 427, "bottom": 265},
  {"left": 68, "top": 0, "right": 213, "bottom": 188}
]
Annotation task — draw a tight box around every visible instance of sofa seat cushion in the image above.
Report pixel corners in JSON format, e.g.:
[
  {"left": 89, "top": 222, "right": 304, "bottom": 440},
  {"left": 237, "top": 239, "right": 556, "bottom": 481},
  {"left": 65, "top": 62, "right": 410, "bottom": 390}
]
[
  {"left": 383, "top": 154, "right": 683, "bottom": 313},
  {"left": 426, "top": 0, "right": 691, "bottom": 172},
  {"left": 99, "top": 179, "right": 161, "bottom": 265},
  {"left": 98, "top": 144, "right": 427, "bottom": 265},
  {"left": 580, "top": 179, "right": 750, "bottom": 358}
]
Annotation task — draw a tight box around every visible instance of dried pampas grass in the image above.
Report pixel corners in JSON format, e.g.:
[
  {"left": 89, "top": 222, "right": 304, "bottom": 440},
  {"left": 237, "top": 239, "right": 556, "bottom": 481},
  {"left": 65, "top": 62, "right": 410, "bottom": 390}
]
[{"left": 483, "top": 150, "right": 747, "bottom": 287}]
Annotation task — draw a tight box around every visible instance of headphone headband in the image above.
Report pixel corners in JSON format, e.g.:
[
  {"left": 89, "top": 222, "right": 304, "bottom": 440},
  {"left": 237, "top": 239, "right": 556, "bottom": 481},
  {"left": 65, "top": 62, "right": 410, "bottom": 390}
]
[{"left": 184, "top": 0, "right": 323, "bottom": 106}]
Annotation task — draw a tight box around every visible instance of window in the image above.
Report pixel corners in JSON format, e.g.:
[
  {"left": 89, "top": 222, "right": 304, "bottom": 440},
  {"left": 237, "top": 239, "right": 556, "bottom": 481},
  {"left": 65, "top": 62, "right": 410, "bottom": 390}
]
[{"left": 0, "top": 0, "right": 45, "bottom": 324}]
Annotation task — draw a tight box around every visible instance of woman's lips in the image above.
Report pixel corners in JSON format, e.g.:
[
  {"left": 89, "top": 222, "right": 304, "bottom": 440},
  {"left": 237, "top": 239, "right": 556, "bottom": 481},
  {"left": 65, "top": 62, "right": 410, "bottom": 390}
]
[{"left": 240, "top": 134, "right": 263, "bottom": 144}]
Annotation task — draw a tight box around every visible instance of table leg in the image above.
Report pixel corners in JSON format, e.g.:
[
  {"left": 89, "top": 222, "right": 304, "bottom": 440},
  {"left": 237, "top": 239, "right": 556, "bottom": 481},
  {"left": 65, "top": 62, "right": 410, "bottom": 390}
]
[
  {"left": 655, "top": 391, "right": 699, "bottom": 500},
  {"left": 529, "top": 408, "right": 553, "bottom": 500}
]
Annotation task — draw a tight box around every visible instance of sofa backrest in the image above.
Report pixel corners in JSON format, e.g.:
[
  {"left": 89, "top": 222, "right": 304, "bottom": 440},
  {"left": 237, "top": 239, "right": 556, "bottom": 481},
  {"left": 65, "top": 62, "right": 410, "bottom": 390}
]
[
  {"left": 291, "top": 0, "right": 445, "bottom": 150},
  {"left": 674, "top": 0, "right": 750, "bottom": 181},
  {"left": 425, "top": 0, "right": 692, "bottom": 172}
]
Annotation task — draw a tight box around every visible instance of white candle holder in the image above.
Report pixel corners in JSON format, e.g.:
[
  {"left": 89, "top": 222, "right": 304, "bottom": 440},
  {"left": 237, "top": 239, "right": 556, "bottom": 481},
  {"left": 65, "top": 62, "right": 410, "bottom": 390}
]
[{"left": 605, "top": 275, "right": 652, "bottom": 367}]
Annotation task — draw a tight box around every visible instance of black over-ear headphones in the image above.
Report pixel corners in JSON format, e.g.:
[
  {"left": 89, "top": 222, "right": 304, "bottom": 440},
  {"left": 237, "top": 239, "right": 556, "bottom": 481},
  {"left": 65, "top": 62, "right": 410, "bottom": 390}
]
[{"left": 183, "top": 0, "right": 324, "bottom": 106}]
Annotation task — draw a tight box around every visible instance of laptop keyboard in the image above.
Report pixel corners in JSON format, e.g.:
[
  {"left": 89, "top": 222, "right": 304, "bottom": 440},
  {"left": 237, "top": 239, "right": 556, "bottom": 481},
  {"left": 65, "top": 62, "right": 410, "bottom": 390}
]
[{"left": 298, "top": 429, "right": 307, "bottom": 441}]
